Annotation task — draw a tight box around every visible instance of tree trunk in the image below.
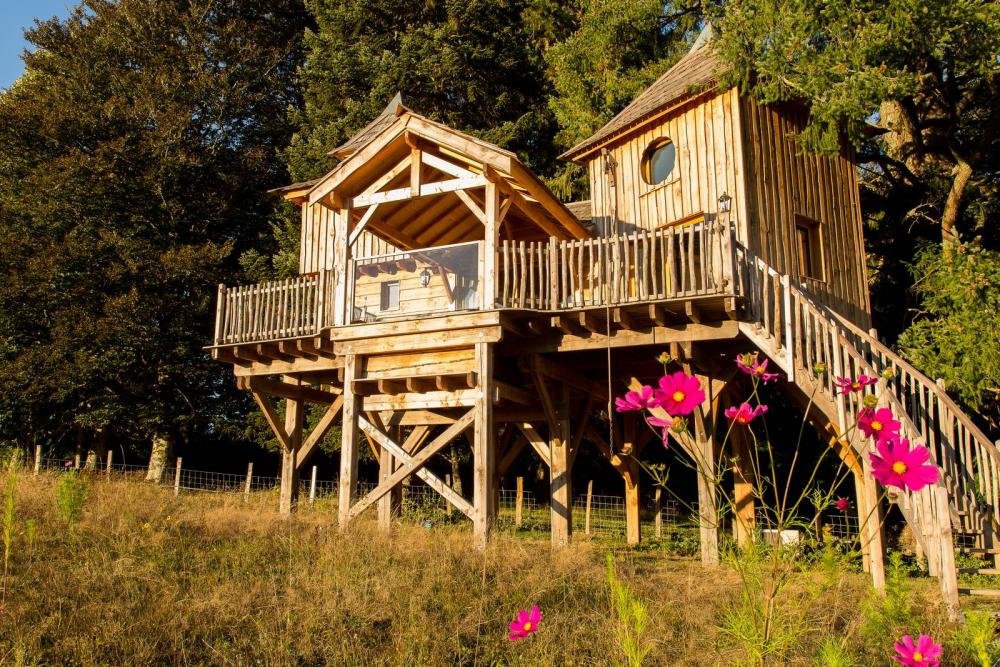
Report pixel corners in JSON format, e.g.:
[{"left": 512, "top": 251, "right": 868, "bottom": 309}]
[
  {"left": 84, "top": 429, "right": 108, "bottom": 470},
  {"left": 146, "top": 431, "right": 174, "bottom": 482},
  {"left": 941, "top": 157, "right": 973, "bottom": 248},
  {"left": 449, "top": 443, "right": 463, "bottom": 495}
]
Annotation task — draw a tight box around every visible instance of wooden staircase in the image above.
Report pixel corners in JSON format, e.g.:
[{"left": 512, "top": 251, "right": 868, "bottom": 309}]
[{"left": 735, "top": 245, "right": 1000, "bottom": 613}]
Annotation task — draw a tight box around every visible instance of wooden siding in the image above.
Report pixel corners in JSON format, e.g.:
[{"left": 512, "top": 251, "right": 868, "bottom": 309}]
[
  {"left": 739, "top": 97, "right": 871, "bottom": 326},
  {"left": 351, "top": 263, "right": 478, "bottom": 323},
  {"left": 587, "top": 88, "right": 749, "bottom": 240},
  {"left": 299, "top": 203, "right": 398, "bottom": 274}
]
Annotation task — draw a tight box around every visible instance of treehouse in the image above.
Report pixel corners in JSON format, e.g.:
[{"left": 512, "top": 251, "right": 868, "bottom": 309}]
[{"left": 208, "top": 36, "right": 999, "bottom": 613}]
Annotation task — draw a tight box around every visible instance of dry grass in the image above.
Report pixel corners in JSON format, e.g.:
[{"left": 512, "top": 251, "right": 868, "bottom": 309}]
[{"left": 0, "top": 472, "right": 960, "bottom": 666}]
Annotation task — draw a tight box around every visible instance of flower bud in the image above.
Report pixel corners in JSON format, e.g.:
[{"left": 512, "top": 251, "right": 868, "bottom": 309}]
[
  {"left": 862, "top": 394, "right": 879, "bottom": 408},
  {"left": 881, "top": 368, "right": 896, "bottom": 381},
  {"left": 656, "top": 351, "right": 672, "bottom": 365},
  {"left": 812, "top": 361, "right": 827, "bottom": 375}
]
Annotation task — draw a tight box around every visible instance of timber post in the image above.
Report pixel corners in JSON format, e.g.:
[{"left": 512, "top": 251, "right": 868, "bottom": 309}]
[
  {"left": 279, "top": 395, "right": 304, "bottom": 515},
  {"left": 693, "top": 376, "right": 721, "bottom": 566},
  {"left": 515, "top": 476, "right": 524, "bottom": 528},
  {"left": 585, "top": 480, "right": 594, "bottom": 535},
  {"left": 173, "top": 457, "right": 182, "bottom": 496},
  {"left": 244, "top": 462, "right": 253, "bottom": 502},
  {"left": 33, "top": 445, "right": 41, "bottom": 476},
  {"left": 861, "top": 452, "right": 887, "bottom": 591},
  {"left": 654, "top": 486, "right": 662, "bottom": 538},
  {"left": 549, "top": 383, "right": 572, "bottom": 548},
  {"left": 472, "top": 342, "right": 496, "bottom": 547},
  {"left": 106, "top": 450, "right": 113, "bottom": 478},
  {"left": 338, "top": 354, "right": 361, "bottom": 529},
  {"left": 309, "top": 465, "right": 317, "bottom": 505},
  {"left": 731, "top": 424, "right": 755, "bottom": 546}
]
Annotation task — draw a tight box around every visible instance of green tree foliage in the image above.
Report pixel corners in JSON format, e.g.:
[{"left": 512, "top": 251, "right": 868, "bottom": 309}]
[
  {"left": 0, "top": 0, "right": 307, "bottom": 460},
  {"left": 898, "top": 243, "right": 1000, "bottom": 431},
  {"left": 711, "top": 0, "right": 1000, "bottom": 244},
  {"left": 543, "top": 0, "right": 702, "bottom": 197},
  {"left": 285, "top": 0, "right": 577, "bottom": 184},
  {"left": 713, "top": 0, "right": 1000, "bottom": 429}
]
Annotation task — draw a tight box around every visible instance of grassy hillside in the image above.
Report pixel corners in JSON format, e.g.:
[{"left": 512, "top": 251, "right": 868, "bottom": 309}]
[{"left": 0, "top": 472, "right": 979, "bottom": 665}]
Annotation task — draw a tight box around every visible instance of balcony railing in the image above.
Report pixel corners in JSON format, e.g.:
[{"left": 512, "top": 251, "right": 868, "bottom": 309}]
[{"left": 212, "top": 222, "right": 735, "bottom": 346}]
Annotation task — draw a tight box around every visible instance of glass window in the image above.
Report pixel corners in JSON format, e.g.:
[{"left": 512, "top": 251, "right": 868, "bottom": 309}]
[
  {"left": 795, "top": 215, "right": 824, "bottom": 281},
  {"left": 643, "top": 139, "right": 676, "bottom": 185},
  {"left": 380, "top": 280, "right": 400, "bottom": 311}
]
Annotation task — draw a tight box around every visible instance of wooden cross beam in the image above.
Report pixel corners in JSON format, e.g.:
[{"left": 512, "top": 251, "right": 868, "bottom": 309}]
[
  {"left": 348, "top": 409, "right": 476, "bottom": 520},
  {"left": 250, "top": 390, "right": 291, "bottom": 451},
  {"left": 497, "top": 434, "right": 529, "bottom": 476},
  {"left": 515, "top": 422, "right": 551, "bottom": 468},
  {"left": 359, "top": 416, "right": 474, "bottom": 519},
  {"left": 296, "top": 395, "right": 344, "bottom": 469}
]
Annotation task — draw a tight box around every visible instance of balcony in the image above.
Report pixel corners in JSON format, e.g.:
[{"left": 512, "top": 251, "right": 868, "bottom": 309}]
[{"left": 211, "top": 221, "right": 735, "bottom": 347}]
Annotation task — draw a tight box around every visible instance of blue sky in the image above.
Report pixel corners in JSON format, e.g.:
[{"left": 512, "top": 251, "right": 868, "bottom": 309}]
[{"left": 0, "top": 0, "right": 73, "bottom": 89}]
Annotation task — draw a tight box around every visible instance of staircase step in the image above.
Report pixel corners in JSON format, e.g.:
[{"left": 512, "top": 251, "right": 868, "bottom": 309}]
[
  {"left": 959, "top": 587, "right": 1000, "bottom": 597},
  {"left": 959, "top": 568, "right": 1000, "bottom": 575}
]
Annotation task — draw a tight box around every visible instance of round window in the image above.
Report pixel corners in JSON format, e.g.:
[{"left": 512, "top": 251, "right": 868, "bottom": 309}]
[{"left": 642, "top": 139, "right": 676, "bottom": 185}]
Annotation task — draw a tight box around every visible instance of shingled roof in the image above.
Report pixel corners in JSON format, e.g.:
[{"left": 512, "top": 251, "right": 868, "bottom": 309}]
[
  {"left": 327, "top": 92, "right": 411, "bottom": 160},
  {"left": 560, "top": 35, "right": 724, "bottom": 162}
]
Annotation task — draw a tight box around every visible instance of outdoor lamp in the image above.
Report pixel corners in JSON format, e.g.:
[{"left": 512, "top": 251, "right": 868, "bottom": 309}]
[
  {"left": 718, "top": 191, "right": 732, "bottom": 213},
  {"left": 420, "top": 268, "right": 432, "bottom": 287}
]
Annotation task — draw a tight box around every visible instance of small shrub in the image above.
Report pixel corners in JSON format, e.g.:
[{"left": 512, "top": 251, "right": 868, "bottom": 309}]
[
  {"left": 55, "top": 472, "right": 89, "bottom": 527},
  {"left": 813, "top": 637, "right": 856, "bottom": 667},
  {"left": 952, "top": 611, "right": 999, "bottom": 667},
  {"left": 606, "top": 555, "right": 653, "bottom": 667}
]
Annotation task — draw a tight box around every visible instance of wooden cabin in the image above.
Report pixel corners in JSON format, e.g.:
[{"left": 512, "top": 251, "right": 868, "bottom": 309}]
[{"left": 209, "top": 36, "right": 999, "bottom": 613}]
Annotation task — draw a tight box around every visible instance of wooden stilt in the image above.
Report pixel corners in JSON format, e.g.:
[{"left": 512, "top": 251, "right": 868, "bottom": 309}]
[
  {"left": 548, "top": 384, "right": 572, "bottom": 548},
  {"left": 731, "top": 425, "right": 755, "bottom": 546},
  {"left": 377, "top": 443, "right": 396, "bottom": 530},
  {"left": 692, "top": 376, "right": 721, "bottom": 566},
  {"left": 339, "top": 354, "right": 361, "bottom": 529},
  {"left": 279, "top": 396, "right": 303, "bottom": 515},
  {"left": 623, "top": 415, "right": 641, "bottom": 546},
  {"left": 861, "top": 452, "right": 886, "bottom": 591},
  {"left": 853, "top": 467, "right": 870, "bottom": 572},
  {"left": 473, "top": 343, "right": 496, "bottom": 547}
]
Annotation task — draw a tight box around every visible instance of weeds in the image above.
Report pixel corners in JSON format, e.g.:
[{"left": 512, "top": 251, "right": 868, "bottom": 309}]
[
  {"left": 54, "top": 470, "right": 88, "bottom": 526},
  {"left": 606, "top": 554, "right": 654, "bottom": 666}
]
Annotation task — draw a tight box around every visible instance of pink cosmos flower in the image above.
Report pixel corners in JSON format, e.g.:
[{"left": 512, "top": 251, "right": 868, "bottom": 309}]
[
  {"left": 656, "top": 372, "right": 704, "bottom": 415},
  {"left": 508, "top": 605, "right": 541, "bottom": 641},
  {"left": 893, "top": 634, "right": 942, "bottom": 667},
  {"left": 64, "top": 460, "right": 73, "bottom": 468},
  {"left": 870, "top": 438, "right": 939, "bottom": 492},
  {"left": 834, "top": 374, "right": 878, "bottom": 395},
  {"left": 615, "top": 385, "right": 659, "bottom": 412},
  {"left": 857, "top": 407, "right": 901, "bottom": 443},
  {"left": 736, "top": 353, "right": 782, "bottom": 383},
  {"left": 648, "top": 415, "right": 684, "bottom": 447},
  {"left": 835, "top": 497, "right": 850, "bottom": 512},
  {"left": 724, "top": 402, "right": 768, "bottom": 425}
]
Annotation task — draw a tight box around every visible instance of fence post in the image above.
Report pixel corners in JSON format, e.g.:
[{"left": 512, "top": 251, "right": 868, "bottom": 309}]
[
  {"left": 33, "top": 445, "right": 41, "bottom": 476},
  {"left": 515, "top": 476, "right": 524, "bottom": 528},
  {"left": 106, "top": 450, "right": 113, "bottom": 478},
  {"left": 655, "top": 486, "right": 662, "bottom": 538},
  {"left": 244, "top": 462, "right": 253, "bottom": 502},
  {"left": 309, "top": 465, "right": 317, "bottom": 505},
  {"left": 585, "top": 480, "right": 594, "bottom": 535},
  {"left": 173, "top": 457, "right": 182, "bottom": 496},
  {"left": 73, "top": 454, "right": 80, "bottom": 470}
]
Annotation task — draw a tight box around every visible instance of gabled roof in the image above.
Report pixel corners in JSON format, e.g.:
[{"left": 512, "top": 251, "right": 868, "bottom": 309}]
[
  {"left": 295, "top": 100, "right": 592, "bottom": 246},
  {"left": 561, "top": 32, "right": 724, "bottom": 162},
  {"left": 328, "top": 92, "right": 410, "bottom": 160}
]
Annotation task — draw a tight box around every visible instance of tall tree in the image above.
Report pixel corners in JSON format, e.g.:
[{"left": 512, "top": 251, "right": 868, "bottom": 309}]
[
  {"left": 0, "top": 0, "right": 308, "bottom": 470},
  {"left": 285, "top": 0, "right": 574, "bottom": 184},
  {"left": 543, "top": 0, "right": 703, "bottom": 198}
]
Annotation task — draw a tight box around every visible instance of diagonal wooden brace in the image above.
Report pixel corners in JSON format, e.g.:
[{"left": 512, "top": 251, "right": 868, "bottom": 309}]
[
  {"left": 515, "top": 422, "right": 551, "bottom": 468},
  {"left": 349, "top": 409, "right": 476, "bottom": 520},
  {"left": 359, "top": 416, "right": 474, "bottom": 519},
  {"left": 296, "top": 396, "right": 344, "bottom": 469}
]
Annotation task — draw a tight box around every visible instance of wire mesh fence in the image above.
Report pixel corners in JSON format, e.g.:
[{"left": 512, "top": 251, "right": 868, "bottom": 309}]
[{"left": 19, "top": 452, "right": 850, "bottom": 547}]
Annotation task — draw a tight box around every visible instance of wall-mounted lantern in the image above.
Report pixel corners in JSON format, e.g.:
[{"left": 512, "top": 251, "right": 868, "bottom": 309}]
[
  {"left": 718, "top": 191, "right": 732, "bottom": 213},
  {"left": 420, "top": 268, "right": 432, "bottom": 288}
]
